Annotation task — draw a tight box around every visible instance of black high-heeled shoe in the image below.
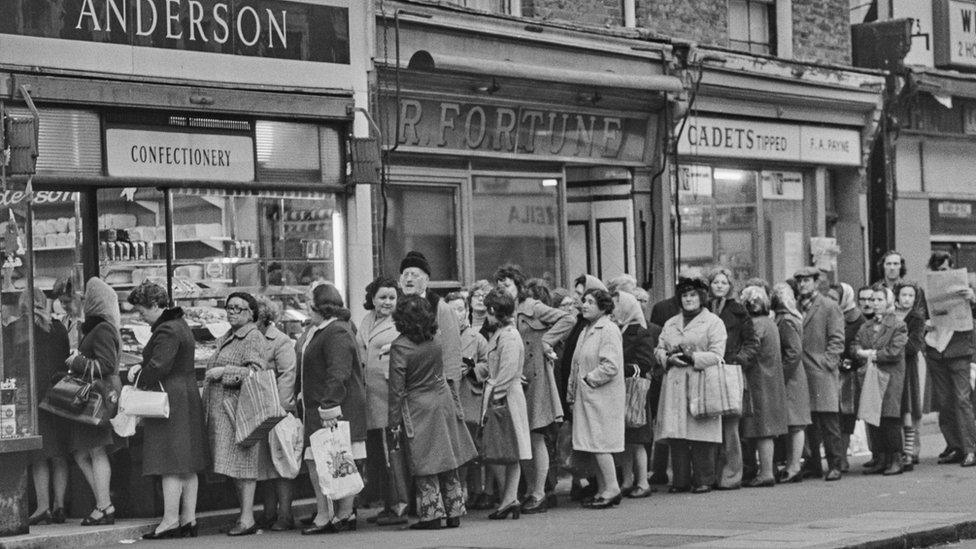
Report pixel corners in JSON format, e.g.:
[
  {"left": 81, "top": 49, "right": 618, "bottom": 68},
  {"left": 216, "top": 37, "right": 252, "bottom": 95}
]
[
  {"left": 51, "top": 508, "right": 66, "bottom": 524},
  {"left": 143, "top": 523, "right": 182, "bottom": 540},
  {"left": 179, "top": 521, "right": 198, "bottom": 538},
  {"left": 487, "top": 501, "right": 521, "bottom": 520},
  {"left": 28, "top": 509, "right": 51, "bottom": 526},
  {"left": 81, "top": 505, "right": 115, "bottom": 526}
]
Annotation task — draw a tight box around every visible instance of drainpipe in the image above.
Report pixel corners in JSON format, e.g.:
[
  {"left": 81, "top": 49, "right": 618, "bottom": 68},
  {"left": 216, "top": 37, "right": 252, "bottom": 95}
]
[{"left": 623, "top": 0, "right": 636, "bottom": 28}]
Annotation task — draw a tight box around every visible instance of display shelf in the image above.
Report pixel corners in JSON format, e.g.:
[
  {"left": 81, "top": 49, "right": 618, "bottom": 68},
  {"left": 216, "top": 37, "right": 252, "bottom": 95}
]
[
  {"left": 172, "top": 285, "right": 306, "bottom": 301},
  {"left": 33, "top": 245, "right": 76, "bottom": 252}
]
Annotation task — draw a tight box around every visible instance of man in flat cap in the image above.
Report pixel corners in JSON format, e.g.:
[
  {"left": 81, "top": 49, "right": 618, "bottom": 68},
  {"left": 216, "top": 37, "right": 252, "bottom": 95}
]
[
  {"left": 794, "top": 266, "right": 846, "bottom": 481},
  {"left": 399, "top": 251, "right": 463, "bottom": 387}
]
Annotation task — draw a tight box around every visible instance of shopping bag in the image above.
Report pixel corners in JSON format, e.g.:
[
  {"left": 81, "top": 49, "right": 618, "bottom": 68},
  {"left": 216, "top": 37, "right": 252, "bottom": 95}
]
[
  {"left": 624, "top": 373, "right": 652, "bottom": 428},
  {"left": 857, "top": 361, "right": 890, "bottom": 427},
  {"left": 839, "top": 369, "right": 860, "bottom": 416},
  {"left": 118, "top": 375, "right": 170, "bottom": 418},
  {"left": 309, "top": 421, "right": 365, "bottom": 500},
  {"left": 269, "top": 414, "right": 304, "bottom": 479},
  {"left": 481, "top": 392, "right": 520, "bottom": 464},
  {"left": 110, "top": 411, "right": 138, "bottom": 437},
  {"left": 688, "top": 362, "right": 743, "bottom": 419},
  {"left": 234, "top": 369, "right": 286, "bottom": 447}
]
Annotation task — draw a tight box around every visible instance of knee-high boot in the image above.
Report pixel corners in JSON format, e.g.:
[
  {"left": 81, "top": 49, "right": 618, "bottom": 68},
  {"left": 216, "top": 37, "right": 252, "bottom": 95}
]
[
  {"left": 839, "top": 434, "right": 851, "bottom": 472},
  {"left": 902, "top": 427, "right": 916, "bottom": 471}
]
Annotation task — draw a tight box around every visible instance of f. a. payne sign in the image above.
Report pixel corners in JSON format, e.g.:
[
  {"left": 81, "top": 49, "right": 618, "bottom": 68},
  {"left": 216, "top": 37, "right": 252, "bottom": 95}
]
[{"left": 0, "top": 0, "right": 357, "bottom": 87}]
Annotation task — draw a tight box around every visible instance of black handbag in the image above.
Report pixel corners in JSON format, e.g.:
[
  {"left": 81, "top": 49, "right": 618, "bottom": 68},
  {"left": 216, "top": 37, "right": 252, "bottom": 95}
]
[
  {"left": 39, "top": 362, "right": 119, "bottom": 427},
  {"left": 481, "top": 389, "right": 520, "bottom": 465}
]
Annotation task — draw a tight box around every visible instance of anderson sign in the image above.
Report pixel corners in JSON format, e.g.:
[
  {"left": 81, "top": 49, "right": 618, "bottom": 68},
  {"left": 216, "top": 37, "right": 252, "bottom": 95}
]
[
  {"left": 382, "top": 97, "right": 652, "bottom": 164},
  {"left": 677, "top": 116, "right": 862, "bottom": 166},
  {"left": 106, "top": 128, "right": 255, "bottom": 181}
]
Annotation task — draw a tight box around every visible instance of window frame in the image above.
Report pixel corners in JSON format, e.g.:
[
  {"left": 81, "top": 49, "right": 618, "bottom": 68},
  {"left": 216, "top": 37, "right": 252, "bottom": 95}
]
[{"left": 728, "top": 0, "right": 777, "bottom": 56}]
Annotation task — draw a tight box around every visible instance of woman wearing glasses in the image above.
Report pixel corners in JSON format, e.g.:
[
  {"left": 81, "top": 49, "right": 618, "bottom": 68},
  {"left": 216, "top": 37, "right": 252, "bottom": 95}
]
[{"left": 203, "top": 292, "right": 271, "bottom": 536}]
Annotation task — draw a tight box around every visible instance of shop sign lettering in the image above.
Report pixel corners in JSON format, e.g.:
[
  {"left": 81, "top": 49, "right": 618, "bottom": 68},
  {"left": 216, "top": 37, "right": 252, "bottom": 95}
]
[
  {"left": 0, "top": 191, "right": 78, "bottom": 206},
  {"left": 677, "top": 116, "right": 861, "bottom": 166},
  {"left": 934, "top": 0, "right": 976, "bottom": 68},
  {"left": 105, "top": 128, "right": 255, "bottom": 181},
  {"left": 383, "top": 97, "right": 651, "bottom": 164},
  {"left": 0, "top": 0, "right": 350, "bottom": 64}
]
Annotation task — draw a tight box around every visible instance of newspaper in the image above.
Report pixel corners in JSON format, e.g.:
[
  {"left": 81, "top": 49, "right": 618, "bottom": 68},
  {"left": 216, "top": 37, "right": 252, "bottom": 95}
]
[{"left": 925, "top": 268, "right": 974, "bottom": 333}]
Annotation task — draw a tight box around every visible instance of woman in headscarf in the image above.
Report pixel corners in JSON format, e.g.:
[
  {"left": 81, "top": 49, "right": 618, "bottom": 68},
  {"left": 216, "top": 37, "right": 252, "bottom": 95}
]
[
  {"left": 739, "top": 286, "right": 788, "bottom": 487},
  {"left": 69, "top": 277, "right": 123, "bottom": 526},
  {"left": 613, "top": 291, "right": 656, "bottom": 499},
  {"left": 8, "top": 288, "right": 71, "bottom": 525},
  {"left": 771, "top": 283, "right": 809, "bottom": 483},
  {"left": 894, "top": 282, "right": 925, "bottom": 470},
  {"left": 853, "top": 286, "right": 908, "bottom": 475},
  {"left": 833, "top": 283, "right": 865, "bottom": 472}
]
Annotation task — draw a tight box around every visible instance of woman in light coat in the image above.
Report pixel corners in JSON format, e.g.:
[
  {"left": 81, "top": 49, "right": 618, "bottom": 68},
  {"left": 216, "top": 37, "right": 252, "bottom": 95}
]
[
  {"left": 655, "top": 277, "right": 727, "bottom": 494},
  {"left": 495, "top": 265, "right": 575, "bottom": 513},
  {"left": 771, "top": 283, "right": 809, "bottom": 483},
  {"left": 482, "top": 289, "right": 531, "bottom": 520},
  {"left": 357, "top": 276, "right": 407, "bottom": 525},
  {"left": 567, "top": 288, "right": 625, "bottom": 509},
  {"left": 739, "top": 286, "right": 788, "bottom": 487},
  {"left": 853, "top": 286, "right": 908, "bottom": 475}
]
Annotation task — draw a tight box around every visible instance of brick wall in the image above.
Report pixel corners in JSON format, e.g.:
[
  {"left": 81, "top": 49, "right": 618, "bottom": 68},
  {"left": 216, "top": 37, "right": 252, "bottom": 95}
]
[
  {"left": 792, "top": 0, "right": 852, "bottom": 65},
  {"left": 523, "top": 0, "right": 852, "bottom": 66}
]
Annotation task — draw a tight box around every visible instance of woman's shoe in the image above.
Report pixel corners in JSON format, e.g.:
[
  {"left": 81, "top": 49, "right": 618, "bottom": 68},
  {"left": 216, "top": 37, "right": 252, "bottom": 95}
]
[
  {"left": 143, "top": 523, "right": 182, "bottom": 540},
  {"left": 28, "top": 509, "right": 52, "bottom": 526},
  {"left": 584, "top": 492, "right": 622, "bottom": 509},
  {"left": 269, "top": 517, "right": 295, "bottom": 531},
  {"left": 51, "top": 508, "right": 66, "bottom": 524},
  {"left": 408, "top": 519, "right": 443, "bottom": 530},
  {"left": 667, "top": 486, "right": 690, "bottom": 494},
  {"left": 488, "top": 501, "right": 520, "bottom": 520},
  {"left": 81, "top": 505, "right": 115, "bottom": 526},
  {"left": 179, "top": 521, "right": 198, "bottom": 538},
  {"left": 627, "top": 486, "right": 653, "bottom": 498},
  {"left": 227, "top": 522, "right": 258, "bottom": 536},
  {"left": 521, "top": 495, "right": 547, "bottom": 514},
  {"left": 445, "top": 517, "right": 460, "bottom": 528},
  {"left": 745, "top": 477, "right": 775, "bottom": 488},
  {"left": 777, "top": 470, "right": 803, "bottom": 484},
  {"left": 691, "top": 485, "right": 711, "bottom": 494}
]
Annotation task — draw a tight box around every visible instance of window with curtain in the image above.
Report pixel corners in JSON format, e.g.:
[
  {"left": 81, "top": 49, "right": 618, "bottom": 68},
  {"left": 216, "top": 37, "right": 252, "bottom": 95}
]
[
  {"left": 729, "top": 0, "right": 775, "bottom": 55},
  {"left": 383, "top": 185, "right": 460, "bottom": 282}
]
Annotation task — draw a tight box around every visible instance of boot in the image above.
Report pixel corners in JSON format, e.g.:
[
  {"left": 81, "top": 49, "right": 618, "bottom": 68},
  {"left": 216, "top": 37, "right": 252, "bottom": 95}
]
[
  {"left": 863, "top": 453, "right": 887, "bottom": 475},
  {"left": 839, "top": 434, "right": 851, "bottom": 472},
  {"left": 883, "top": 453, "right": 904, "bottom": 475},
  {"left": 902, "top": 427, "right": 916, "bottom": 471},
  {"left": 911, "top": 426, "right": 921, "bottom": 464}
]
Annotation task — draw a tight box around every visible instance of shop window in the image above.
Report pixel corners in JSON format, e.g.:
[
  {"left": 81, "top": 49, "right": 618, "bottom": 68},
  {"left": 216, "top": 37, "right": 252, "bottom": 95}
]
[
  {"left": 383, "top": 185, "right": 460, "bottom": 283},
  {"left": 472, "top": 177, "right": 560, "bottom": 285},
  {"left": 932, "top": 242, "right": 976, "bottom": 277},
  {"left": 729, "top": 0, "right": 775, "bottom": 55}
]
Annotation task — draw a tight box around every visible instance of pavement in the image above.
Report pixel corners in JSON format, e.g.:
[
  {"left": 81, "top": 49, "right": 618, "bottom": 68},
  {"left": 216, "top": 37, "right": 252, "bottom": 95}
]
[{"left": 6, "top": 417, "right": 976, "bottom": 549}]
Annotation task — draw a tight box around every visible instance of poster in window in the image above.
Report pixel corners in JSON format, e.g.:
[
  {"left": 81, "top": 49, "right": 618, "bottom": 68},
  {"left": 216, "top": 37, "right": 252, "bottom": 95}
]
[
  {"left": 761, "top": 171, "right": 803, "bottom": 200},
  {"left": 678, "top": 165, "right": 713, "bottom": 198}
]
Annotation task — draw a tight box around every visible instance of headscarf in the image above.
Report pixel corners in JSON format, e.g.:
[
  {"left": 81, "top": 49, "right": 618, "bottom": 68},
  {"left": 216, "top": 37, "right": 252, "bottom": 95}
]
[
  {"left": 83, "top": 276, "right": 120, "bottom": 329},
  {"left": 613, "top": 291, "right": 647, "bottom": 329},
  {"left": 582, "top": 274, "right": 607, "bottom": 292},
  {"left": 838, "top": 283, "right": 857, "bottom": 313},
  {"left": 772, "top": 282, "right": 802, "bottom": 321},
  {"left": 19, "top": 286, "right": 52, "bottom": 333}
]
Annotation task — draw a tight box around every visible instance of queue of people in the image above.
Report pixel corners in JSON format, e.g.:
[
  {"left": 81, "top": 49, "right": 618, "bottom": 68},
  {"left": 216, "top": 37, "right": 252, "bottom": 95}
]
[{"left": 17, "top": 247, "right": 976, "bottom": 538}]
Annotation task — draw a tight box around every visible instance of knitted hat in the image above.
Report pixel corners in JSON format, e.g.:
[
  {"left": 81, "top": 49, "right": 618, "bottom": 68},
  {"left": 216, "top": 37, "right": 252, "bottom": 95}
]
[
  {"left": 399, "top": 251, "right": 431, "bottom": 276},
  {"left": 793, "top": 266, "right": 821, "bottom": 280},
  {"left": 675, "top": 276, "right": 708, "bottom": 296}
]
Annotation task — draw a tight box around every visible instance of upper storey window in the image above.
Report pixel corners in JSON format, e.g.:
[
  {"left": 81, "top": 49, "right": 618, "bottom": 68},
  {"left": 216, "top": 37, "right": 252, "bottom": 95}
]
[{"left": 729, "top": 0, "right": 776, "bottom": 55}]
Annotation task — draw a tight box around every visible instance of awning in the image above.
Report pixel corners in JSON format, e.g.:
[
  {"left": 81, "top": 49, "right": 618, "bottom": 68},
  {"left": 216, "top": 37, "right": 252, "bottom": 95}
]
[
  {"left": 407, "top": 51, "right": 684, "bottom": 93},
  {"left": 912, "top": 68, "right": 976, "bottom": 100}
]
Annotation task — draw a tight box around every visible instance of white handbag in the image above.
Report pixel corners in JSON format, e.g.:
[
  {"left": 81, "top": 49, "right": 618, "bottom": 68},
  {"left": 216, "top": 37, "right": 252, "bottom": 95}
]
[{"left": 118, "top": 373, "right": 170, "bottom": 419}]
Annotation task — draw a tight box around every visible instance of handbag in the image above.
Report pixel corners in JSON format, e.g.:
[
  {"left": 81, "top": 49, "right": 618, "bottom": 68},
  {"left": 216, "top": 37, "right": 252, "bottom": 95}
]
[
  {"left": 624, "top": 370, "right": 652, "bottom": 428},
  {"left": 39, "top": 362, "right": 119, "bottom": 426},
  {"left": 234, "top": 369, "right": 287, "bottom": 447},
  {"left": 309, "top": 421, "right": 365, "bottom": 500},
  {"left": 118, "top": 373, "right": 170, "bottom": 418},
  {"left": 688, "top": 362, "right": 743, "bottom": 419},
  {"left": 269, "top": 414, "right": 304, "bottom": 479},
  {"left": 481, "top": 389, "right": 520, "bottom": 464}
]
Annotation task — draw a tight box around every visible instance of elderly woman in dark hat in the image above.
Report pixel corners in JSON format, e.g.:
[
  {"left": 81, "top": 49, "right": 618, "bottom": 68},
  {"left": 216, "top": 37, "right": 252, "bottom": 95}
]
[{"left": 654, "top": 277, "right": 727, "bottom": 494}]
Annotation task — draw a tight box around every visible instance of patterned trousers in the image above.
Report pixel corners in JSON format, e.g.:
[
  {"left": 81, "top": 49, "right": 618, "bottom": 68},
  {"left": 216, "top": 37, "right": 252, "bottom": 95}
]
[{"left": 415, "top": 469, "right": 466, "bottom": 522}]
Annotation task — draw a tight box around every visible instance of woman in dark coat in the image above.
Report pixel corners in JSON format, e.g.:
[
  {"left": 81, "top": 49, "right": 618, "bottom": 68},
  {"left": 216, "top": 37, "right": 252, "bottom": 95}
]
[
  {"left": 853, "top": 286, "right": 908, "bottom": 476},
  {"left": 126, "top": 282, "right": 207, "bottom": 539},
  {"left": 69, "top": 277, "right": 123, "bottom": 526},
  {"left": 707, "top": 267, "right": 759, "bottom": 489},
  {"left": 297, "top": 283, "right": 367, "bottom": 535},
  {"left": 613, "top": 291, "right": 656, "bottom": 499},
  {"left": 739, "top": 286, "right": 788, "bottom": 487},
  {"left": 389, "top": 295, "right": 477, "bottom": 530},
  {"left": 772, "top": 283, "right": 809, "bottom": 483},
  {"left": 8, "top": 288, "right": 71, "bottom": 525},
  {"left": 894, "top": 283, "right": 925, "bottom": 468},
  {"left": 832, "top": 283, "right": 865, "bottom": 472}
]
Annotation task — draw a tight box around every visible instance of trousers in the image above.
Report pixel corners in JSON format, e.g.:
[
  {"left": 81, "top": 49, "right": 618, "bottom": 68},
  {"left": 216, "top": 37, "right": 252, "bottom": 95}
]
[
  {"left": 669, "top": 439, "right": 717, "bottom": 489},
  {"left": 867, "top": 417, "right": 903, "bottom": 454},
  {"left": 415, "top": 469, "right": 465, "bottom": 522},
  {"left": 929, "top": 356, "right": 976, "bottom": 453},
  {"left": 804, "top": 412, "right": 843, "bottom": 473}
]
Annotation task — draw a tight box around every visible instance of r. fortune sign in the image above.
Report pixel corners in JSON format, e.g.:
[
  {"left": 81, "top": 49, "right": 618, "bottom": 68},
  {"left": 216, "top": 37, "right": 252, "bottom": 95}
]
[{"left": 0, "top": 0, "right": 350, "bottom": 64}]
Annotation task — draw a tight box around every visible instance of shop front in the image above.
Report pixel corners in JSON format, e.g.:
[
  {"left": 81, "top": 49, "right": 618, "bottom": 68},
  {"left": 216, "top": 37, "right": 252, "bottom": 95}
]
[
  {"left": 373, "top": 2, "right": 681, "bottom": 290},
  {"left": 0, "top": 0, "right": 369, "bottom": 532},
  {"left": 673, "top": 54, "right": 885, "bottom": 289}
]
